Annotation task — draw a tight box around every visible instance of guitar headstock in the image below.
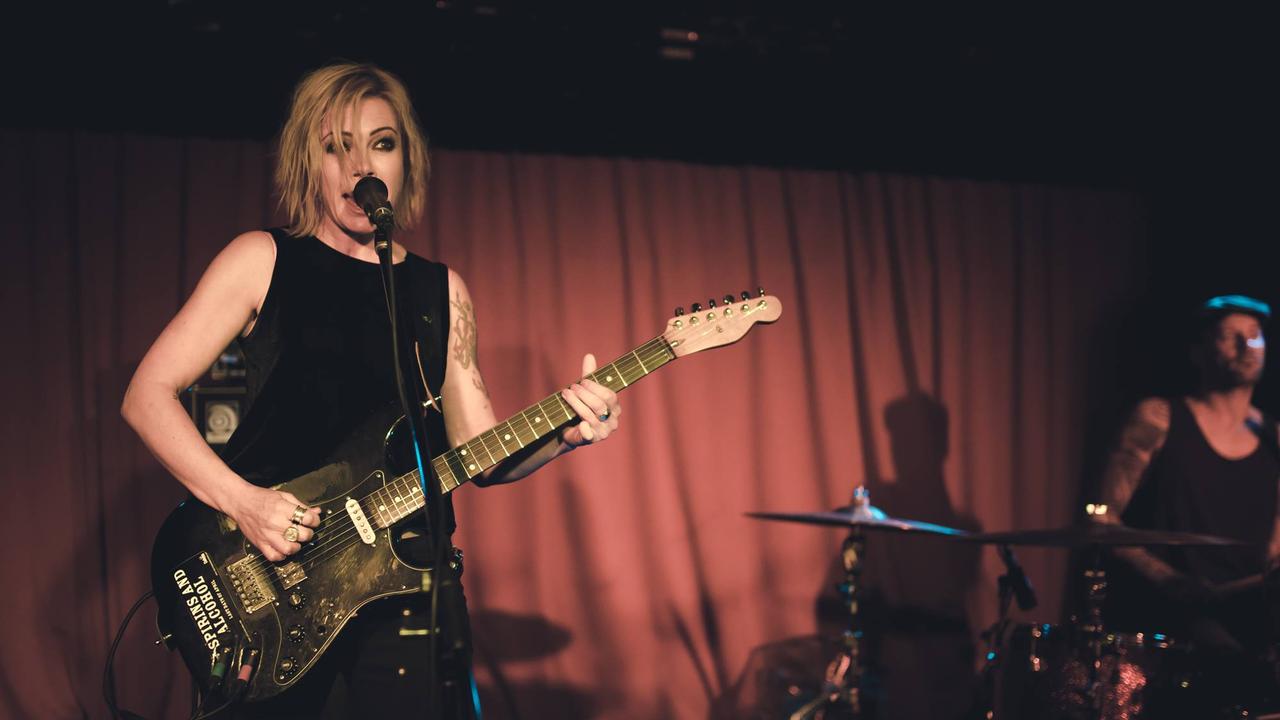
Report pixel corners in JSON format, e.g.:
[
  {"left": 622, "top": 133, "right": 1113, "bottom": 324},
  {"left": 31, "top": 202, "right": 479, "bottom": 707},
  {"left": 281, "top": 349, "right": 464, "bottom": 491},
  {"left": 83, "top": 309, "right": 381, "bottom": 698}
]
[{"left": 663, "top": 289, "right": 783, "bottom": 358}]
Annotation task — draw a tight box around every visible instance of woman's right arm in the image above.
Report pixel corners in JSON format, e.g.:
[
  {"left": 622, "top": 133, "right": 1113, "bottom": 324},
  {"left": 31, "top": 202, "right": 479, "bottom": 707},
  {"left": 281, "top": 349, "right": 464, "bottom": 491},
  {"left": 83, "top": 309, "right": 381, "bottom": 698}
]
[{"left": 121, "top": 231, "right": 318, "bottom": 561}]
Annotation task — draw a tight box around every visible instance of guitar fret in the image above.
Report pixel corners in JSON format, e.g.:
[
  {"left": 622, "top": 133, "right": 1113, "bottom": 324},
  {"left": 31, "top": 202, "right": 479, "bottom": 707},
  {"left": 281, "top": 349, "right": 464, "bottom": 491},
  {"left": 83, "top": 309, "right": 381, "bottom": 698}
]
[
  {"left": 469, "top": 437, "right": 495, "bottom": 470},
  {"left": 608, "top": 362, "right": 631, "bottom": 391},
  {"left": 385, "top": 479, "right": 404, "bottom": 523},
  {"left": 481, "top": 428, "right": 511, "bottom": 462},
  {"left": 391, "top": 486, "right": 406, "bottom": 520},
  {"left": 614, "top": 356, "right": 642, "bottom": 386},
  {"left": 455, "top": 442, "right": 479, "bottom": 478},
  {"left": 366, "top": 488, "right": 385, "bottom": 526},
  {"left": 546, "top": 395, "right": 573, "bottom": 426},
  {"left": 517, "top": 404, "right": 542, "bottom": 438},
  {"left": 631, "top": 349, "right": 650, "bottom": 374},
  {"left": 363, "top": 494, "right": 387, "bottom": 529},
  {"left": 376, "top": 485, "right": 389, "bottom": 521},
  {"left": 433, "top": 459, "right": 458, "bottom": 491},
  {"left": 496, "top": 420, "right": 524, "bottom": 453},
  {"left": 596, "top": 361, "right": 628, "bottom": 389}
]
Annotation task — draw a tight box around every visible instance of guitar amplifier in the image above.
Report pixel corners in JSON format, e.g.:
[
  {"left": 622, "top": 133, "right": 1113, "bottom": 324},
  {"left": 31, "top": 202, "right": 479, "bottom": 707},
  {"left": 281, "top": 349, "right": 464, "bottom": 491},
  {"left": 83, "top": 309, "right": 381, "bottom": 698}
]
[{"left": 183, "top": 345, "right": 247, "bottom": 452}]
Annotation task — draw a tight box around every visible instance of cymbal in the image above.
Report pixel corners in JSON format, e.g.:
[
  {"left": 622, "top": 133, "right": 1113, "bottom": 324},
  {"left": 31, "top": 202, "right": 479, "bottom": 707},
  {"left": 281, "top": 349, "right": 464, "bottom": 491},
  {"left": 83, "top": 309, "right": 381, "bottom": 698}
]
[
  {"left": 963, "top": 523, "right": 1249, "bottom": 547},
  {"left": 745, "top": 506, "right": 968, "bottom": 537}
]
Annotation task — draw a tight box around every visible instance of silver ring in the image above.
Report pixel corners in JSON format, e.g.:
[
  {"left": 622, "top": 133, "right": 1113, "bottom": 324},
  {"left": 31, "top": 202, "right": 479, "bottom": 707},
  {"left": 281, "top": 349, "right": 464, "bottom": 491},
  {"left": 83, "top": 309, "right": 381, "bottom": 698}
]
[
  {"left": 598, "top": 412, "right": 610, "bottom": 421},
  {"left": 283, "top": 525, "right": 300, "bottom": 543},
  {"left": 290, "top": 505, "right": 307, "bottom": 525}
]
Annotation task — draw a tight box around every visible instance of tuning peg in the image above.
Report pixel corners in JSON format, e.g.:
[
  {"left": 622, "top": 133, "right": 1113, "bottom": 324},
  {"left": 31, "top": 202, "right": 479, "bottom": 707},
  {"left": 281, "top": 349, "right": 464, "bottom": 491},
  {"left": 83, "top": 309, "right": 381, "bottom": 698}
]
[
  {"left": 724, "top": 294, "right": 735, "bottom": 305},
  {"left": 674, "top": 306, "right": 684, "bottom": 317},
  {"left": 741, "top": 291, "right": 751, "bottom": 301},
  {"left": 708, "top": 297, "right": 717, "bottom": 308},
  {"left": 691, "top": 302, "right": 702, "bottom": 313},
  {"left": 757, "top": 286, "right": 766, "bottom": 297}
]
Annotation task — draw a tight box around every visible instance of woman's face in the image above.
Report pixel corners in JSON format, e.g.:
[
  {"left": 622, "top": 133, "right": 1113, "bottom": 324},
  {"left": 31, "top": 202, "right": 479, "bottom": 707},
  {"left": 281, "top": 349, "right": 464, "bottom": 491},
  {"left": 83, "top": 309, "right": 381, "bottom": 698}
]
[{"left": 317, "top": 96, "right": 405, "bottom": 239}]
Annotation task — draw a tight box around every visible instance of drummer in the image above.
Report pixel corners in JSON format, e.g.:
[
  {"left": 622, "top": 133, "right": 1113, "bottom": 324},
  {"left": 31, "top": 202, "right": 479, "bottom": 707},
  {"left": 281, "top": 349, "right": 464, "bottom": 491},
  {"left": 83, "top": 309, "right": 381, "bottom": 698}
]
[{"left": 1093, "top": 294, "right": 1279, "bottom": 701}]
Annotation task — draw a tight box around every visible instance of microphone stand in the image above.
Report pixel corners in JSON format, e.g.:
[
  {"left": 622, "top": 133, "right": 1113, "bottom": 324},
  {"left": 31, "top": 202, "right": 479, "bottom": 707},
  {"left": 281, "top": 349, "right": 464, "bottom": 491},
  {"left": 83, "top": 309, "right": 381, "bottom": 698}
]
[{"left": 371, "top": 217, "right": 448, "bottom": 718}]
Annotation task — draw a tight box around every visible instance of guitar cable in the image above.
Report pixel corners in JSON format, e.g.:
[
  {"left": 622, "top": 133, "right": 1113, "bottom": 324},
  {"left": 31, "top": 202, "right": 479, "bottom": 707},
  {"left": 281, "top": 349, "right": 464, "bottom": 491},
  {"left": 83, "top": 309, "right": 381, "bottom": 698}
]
[{"left": 102, "top": 589, "right": 153, "bottom": 720}]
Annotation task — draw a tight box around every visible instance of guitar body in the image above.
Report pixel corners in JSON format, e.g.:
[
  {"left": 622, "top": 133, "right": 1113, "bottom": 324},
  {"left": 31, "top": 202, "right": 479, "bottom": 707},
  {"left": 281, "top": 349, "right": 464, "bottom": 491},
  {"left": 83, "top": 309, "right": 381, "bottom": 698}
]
[{"left": 150, "top": 402, "right": 430, "bottom": 702}]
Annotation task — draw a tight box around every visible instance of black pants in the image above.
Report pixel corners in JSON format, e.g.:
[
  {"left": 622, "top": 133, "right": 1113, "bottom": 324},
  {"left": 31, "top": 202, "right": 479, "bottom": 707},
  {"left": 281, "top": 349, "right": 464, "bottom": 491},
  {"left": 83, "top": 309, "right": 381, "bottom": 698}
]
[{"left": 224, "top": 567, "right": 476, "bottom": 720}]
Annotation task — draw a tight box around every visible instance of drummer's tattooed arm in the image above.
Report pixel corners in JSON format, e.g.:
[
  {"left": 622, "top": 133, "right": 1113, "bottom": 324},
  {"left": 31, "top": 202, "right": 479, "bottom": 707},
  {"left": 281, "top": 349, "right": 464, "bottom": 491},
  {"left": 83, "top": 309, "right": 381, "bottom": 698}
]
[
  {"left": 1097, "top": 398, "right": 1170, "bottom": 514},
  {"left": 1096, "top": 398, "right": 1181, "bottom": 583}
]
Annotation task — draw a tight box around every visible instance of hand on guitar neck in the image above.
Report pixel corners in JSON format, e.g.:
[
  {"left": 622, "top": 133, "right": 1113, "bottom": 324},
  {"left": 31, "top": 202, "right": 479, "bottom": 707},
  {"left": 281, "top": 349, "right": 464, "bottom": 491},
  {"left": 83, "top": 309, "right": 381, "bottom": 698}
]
[{"left": 559, "top": 353, "right": 622, "bottom": 449}]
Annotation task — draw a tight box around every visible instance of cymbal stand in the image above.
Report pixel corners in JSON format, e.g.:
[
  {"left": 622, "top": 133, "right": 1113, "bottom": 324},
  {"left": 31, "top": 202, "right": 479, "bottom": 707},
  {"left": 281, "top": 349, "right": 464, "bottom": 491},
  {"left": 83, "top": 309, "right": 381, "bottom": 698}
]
[
  {"left": 975, "top": 550, "right": 1020, "bottom": 719},
  {"left": 791, "top": 488, "right": 873, "bottom": 720},
  {"left": 1080, "top": 546, "right": 1109, "bottom": 714}
]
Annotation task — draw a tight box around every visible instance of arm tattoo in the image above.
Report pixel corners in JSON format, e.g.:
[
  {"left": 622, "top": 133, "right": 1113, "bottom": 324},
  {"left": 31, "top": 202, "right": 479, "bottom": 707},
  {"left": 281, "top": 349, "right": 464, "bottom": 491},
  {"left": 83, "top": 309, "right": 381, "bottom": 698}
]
[
  {"left": 472, "top": 375, "right": 491, "bottom": 401},
  {"left": 450, "top": 296, "right": 478, "bottom": 370},
  {"left": 1100, "top": 417, "right": 1167, "bottom": 512},
  {"left": 1102, "top": 402, "right": 1177, "bottom": 582}
]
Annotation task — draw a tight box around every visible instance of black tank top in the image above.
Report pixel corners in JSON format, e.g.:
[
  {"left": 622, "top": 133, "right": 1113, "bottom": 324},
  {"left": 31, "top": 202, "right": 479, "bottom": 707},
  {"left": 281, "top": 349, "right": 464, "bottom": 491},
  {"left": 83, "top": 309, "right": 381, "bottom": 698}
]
[
  {"left": 1104, "top": 398, "right": 1279, "bottom": 640},
  {"left": 1124, "top": 398, "right": 1278, "bottom": 583},
  {"left": 220, "top": 230, "right": 455, "bottom": 534}
]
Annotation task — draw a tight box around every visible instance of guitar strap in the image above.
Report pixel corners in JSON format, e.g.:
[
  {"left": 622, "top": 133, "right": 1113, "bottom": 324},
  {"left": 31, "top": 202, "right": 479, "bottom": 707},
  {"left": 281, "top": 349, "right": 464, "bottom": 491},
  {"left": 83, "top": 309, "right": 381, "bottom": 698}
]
[{"left": 401, "top": 259, "right": 449, "bottom": 414}]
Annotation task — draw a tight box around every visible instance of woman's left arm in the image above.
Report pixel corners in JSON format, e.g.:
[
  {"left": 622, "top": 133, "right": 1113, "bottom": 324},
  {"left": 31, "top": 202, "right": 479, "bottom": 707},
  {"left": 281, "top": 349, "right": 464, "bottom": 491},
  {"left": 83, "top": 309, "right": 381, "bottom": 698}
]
[{"left": 439, "top": 268, "right": 620, "bottom": 486}]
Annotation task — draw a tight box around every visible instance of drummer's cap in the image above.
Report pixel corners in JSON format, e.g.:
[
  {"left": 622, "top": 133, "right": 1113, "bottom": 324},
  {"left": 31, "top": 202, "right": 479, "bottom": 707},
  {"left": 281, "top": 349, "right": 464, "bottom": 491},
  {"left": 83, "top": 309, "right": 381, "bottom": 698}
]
[
  {"left": 1198, "top": 294, "right": 1271, "bottom": 325},
  {"left": 1191, "top": 294, "right": 1271, "bottom": 347}
]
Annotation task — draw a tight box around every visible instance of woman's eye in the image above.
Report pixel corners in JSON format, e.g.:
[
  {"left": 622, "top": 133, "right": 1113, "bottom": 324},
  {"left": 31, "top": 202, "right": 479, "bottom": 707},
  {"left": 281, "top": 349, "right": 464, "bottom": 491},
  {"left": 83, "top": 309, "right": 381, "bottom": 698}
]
[
  {"left": 323, "top": 141, "right": 352, "bottom": 154},
  {"left": 374, "top": 137, "right": 396, "bottom": 151}
]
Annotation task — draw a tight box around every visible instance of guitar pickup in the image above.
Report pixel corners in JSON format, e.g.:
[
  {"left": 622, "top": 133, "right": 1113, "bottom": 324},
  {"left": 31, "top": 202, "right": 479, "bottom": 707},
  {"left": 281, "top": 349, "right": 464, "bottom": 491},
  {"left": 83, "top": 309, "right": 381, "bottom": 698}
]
[
  {"left": 226, "top": 555, "right": 276, "bottom": 614},
  {"left": 273, "top": 560, "right": 307, "bottom": 590}
]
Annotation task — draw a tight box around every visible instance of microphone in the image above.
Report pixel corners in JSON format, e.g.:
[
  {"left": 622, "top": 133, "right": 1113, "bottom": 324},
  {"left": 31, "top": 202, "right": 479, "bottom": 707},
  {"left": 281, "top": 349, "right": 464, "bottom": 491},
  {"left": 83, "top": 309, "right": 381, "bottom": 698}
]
[
  {"left": 353, "top": 176, "right": 394, "bottom": 229},
  {"left": 997, "top": 543, "right": 1038, "bottom": 611}
]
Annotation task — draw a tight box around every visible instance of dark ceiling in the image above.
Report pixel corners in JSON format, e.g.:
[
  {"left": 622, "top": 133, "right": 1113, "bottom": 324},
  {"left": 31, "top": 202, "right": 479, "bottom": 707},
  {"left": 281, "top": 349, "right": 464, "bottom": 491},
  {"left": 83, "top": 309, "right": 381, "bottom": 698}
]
[{"left": 10, "top": 3, "right": 1279, "bottom": 187}]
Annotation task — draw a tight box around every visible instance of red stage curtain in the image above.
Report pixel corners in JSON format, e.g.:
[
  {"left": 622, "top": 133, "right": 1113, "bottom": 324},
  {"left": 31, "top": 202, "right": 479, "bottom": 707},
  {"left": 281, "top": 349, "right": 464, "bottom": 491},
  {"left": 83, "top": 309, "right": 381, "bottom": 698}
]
[{"left": 0, "top": 130, "right": 1146, "bottom": 719}]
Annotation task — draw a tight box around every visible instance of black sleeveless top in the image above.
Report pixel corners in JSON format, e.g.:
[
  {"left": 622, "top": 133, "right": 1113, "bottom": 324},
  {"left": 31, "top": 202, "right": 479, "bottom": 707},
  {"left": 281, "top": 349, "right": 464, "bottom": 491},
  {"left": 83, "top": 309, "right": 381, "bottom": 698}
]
[
  {"left": 220, "top": 230, "right": 455, "bottom": 535},
  {"left": 1123, "top": 398, "right": 1278, "bottom": 583}
]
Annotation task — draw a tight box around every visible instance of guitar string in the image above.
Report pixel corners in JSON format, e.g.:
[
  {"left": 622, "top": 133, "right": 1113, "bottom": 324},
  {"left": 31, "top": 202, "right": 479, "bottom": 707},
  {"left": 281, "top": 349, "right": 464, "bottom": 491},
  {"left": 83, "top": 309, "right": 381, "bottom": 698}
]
[
  {"left": 236, "top": 455, "right": 474, "bottom": 577},
  {"left": 229, "top": 337, "right": 680, "bottom": 578},
  {"left": 234, "top": 347, "right": 672, "bottom": 577},
  {"left": 233, "top": 351, "right": 666, "bottom": 578}
]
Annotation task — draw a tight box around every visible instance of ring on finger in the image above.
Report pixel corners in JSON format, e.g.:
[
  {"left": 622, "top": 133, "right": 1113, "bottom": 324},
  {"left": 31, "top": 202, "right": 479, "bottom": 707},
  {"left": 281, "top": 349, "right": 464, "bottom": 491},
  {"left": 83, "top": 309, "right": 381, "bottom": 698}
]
[
  {"left": 290, "top": 504, "right": 306, "bottom": 525},
  {"left": 283, "top": 525, "right": 300, "bottom": 543},
  {"left": 598, "top": 410, "right": 610, "bottom": 421}
]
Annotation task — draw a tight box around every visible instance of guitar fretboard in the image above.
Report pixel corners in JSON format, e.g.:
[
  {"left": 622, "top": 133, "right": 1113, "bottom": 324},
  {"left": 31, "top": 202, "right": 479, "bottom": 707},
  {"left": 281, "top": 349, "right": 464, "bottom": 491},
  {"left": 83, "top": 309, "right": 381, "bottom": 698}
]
[{"left": 364, "top": 335, "right": 675, "bottom": 529}]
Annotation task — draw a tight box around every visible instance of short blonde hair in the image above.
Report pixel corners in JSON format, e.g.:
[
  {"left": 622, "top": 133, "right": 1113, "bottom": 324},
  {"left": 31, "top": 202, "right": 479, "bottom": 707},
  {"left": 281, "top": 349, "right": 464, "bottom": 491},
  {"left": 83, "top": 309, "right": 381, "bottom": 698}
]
[{"left": 275, "top": 62, "right": 430, "bottom": 236}]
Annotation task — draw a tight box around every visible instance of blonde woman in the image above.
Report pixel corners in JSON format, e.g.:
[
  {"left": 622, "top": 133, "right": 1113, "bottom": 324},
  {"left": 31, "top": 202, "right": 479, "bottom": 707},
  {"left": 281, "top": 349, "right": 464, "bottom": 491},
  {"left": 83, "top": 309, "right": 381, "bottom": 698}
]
[{"left": 123, "top": 62, "right": 620, "bottom": 718}]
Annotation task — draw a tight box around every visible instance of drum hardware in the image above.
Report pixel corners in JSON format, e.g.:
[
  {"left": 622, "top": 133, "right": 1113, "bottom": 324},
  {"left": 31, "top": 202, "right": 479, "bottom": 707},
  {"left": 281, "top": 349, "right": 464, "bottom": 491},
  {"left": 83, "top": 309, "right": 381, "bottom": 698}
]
[
  {"left": 966, "top": 508, "right": 1247, "bottom": 718},
  {"left": 747, "top": 486, "right": 968, "bottom": 719},
  {"left": 976, "top": 543, "right": 1039, "bottom": 719}
]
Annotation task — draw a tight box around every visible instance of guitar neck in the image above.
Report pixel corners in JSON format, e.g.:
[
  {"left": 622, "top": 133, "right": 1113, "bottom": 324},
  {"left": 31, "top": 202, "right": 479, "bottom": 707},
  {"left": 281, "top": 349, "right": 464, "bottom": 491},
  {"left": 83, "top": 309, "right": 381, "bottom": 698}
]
[{"left": 370, "top": 335, "right": 676, "bottom": 528}]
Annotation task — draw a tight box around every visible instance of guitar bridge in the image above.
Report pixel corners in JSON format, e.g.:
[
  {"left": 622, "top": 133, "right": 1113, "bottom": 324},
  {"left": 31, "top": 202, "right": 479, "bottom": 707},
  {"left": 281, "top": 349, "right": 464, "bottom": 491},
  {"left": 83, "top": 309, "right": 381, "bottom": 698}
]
[{"left": 226, "top": 555, "right": 276, "bottom": 613}]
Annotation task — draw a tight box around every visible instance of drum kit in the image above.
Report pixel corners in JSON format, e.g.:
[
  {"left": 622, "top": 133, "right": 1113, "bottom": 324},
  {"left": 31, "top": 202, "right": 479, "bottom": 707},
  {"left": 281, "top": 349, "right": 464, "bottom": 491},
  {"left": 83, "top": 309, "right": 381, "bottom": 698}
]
[{"left": 746, "top": 487, "right": 1279, "bottom": 720}]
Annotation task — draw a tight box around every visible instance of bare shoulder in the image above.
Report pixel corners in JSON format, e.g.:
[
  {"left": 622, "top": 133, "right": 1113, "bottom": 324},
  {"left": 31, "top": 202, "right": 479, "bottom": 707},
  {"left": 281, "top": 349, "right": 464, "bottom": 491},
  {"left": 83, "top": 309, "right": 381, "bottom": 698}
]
[
  {"left": 447, "top": 267, "right": 472, "bottom": 300},
  {"left": 215, "top": 230, "right": 276, "bottom": 274}
]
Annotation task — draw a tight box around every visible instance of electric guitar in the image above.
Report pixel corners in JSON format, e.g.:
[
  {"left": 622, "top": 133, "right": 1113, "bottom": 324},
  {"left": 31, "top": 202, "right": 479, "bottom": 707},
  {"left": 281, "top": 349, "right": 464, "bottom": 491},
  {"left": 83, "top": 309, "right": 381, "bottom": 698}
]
[{"left": 151, "top": 292, "right": 782, "bottom": 703}]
